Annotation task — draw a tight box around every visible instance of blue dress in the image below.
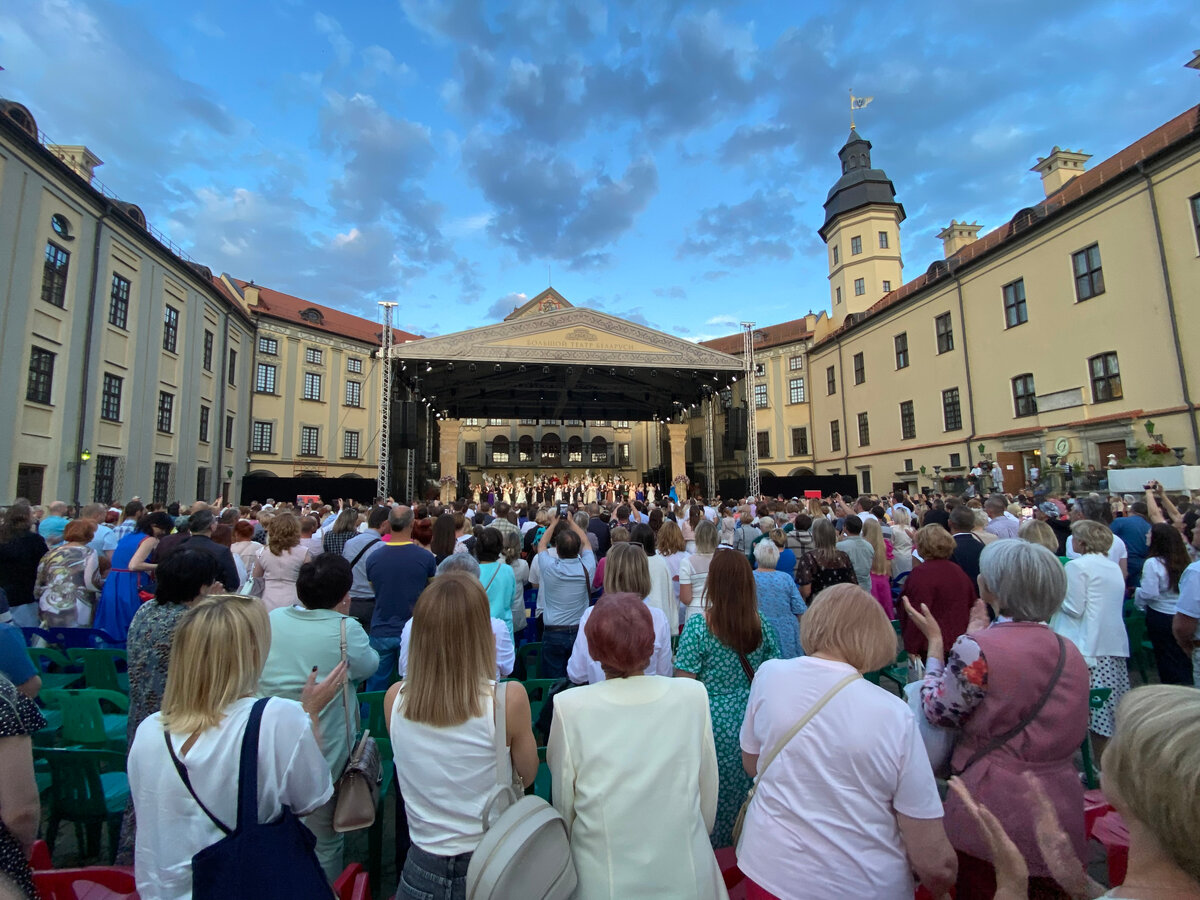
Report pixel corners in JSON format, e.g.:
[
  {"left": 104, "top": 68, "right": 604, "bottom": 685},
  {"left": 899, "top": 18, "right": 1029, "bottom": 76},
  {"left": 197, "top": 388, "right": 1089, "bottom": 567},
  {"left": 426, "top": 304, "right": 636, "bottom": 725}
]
[
  {"left": 753, "top": 569, "right": 808, "bottom": 659},
  {"left": 94, "top": 532, "right": 153, "bottom": 640}
]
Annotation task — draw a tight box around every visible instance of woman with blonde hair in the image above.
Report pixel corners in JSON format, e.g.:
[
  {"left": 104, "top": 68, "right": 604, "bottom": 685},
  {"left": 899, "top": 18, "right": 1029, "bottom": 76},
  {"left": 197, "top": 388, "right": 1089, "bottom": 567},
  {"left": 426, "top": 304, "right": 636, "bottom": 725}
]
[
  {"left": 676, "top": 550, "right": 779, "bottom": 847},
  {"left": 739, "top": 584, "right": 954, "bottom": 898},
  {"left": 656, "top": 520, "right": 689, "bottom": 607},
  {"left": 252, "top": 512, "right": 312, "bottom": 612},
  {"left": 1051, "top": 519, "right": 1129, "bottom": 761},
  {"left": 862, "top": 517, "right": 895, "bottom": 618},
  {"left": 128, "top": 594, "right": 347, "bottom": 898},
  {"left": 384, "top": 574, "right": 539, "bottom": 899},
  {"left": 1018, "top": 519, "right": 1060, "bottom": 554},
  {"left": 679, "top": 520, "right": 719, "bottom": 622},
  {"left": 567, "top": 543, "right": 672, "bottom": 684},
  {"left": 890, "top": 507, "right": 915, "bottom": 577}
]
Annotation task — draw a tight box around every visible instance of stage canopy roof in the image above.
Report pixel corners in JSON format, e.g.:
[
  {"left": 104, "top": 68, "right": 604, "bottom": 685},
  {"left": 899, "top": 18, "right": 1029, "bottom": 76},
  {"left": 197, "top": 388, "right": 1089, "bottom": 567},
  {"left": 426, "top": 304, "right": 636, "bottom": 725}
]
[{"left": 387, "top": 288, "right": 743, "bottom": 421}]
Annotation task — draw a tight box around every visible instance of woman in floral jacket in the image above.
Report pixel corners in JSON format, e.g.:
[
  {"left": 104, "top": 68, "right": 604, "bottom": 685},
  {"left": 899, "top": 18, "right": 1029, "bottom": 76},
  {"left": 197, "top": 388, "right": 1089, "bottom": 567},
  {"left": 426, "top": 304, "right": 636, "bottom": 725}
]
[{"left": 34, "top": 519, "right": 104, "bottom": 627}]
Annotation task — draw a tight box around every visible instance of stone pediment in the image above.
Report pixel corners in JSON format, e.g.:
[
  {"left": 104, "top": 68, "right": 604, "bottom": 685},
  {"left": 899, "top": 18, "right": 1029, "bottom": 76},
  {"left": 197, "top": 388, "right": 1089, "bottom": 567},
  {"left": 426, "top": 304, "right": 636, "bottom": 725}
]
[{"left": 389, "top": 305, "right": 741, "bottom": 370}]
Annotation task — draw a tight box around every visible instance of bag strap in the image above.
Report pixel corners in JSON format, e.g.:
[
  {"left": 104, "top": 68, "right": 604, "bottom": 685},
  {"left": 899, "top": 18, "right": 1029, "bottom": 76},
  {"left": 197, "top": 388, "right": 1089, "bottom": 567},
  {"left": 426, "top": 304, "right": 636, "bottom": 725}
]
[
  {"left": 348, "top": 536, "right": 381, "bottom": 570},
  {"left": 236, "top": 697, "right": 270, "bottom": 830},
  {"left": 338, "top": 617, "right": 353, "bottom": 766},
  {"left": 483, "top": 563, "right": 501, "bottom": 592},
  {"left": 736, "top": 651, "right": 756, "bottom": 684},
  {"left": 490, "top": 682, "right": 508, "bottom": 788},
  {"left": 952, "top": 634, "right": 1066, "bottom": 776},
  {"left": 754, "top": 672, "right": 859, "bottom": 783},
  {"left": 164, "top": 730, "right": 233, "bottom": 835}
]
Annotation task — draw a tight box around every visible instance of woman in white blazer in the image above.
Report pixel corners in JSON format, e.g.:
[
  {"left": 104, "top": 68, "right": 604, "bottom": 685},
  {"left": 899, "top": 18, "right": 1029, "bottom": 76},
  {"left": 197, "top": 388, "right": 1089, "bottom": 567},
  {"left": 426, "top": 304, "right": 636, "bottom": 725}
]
[
  {"left": 1051, "top": 520, "right": 1130, "bottom": 760},
  {"left": 549, "top": 594, "right": 727, "bottom": 900}
]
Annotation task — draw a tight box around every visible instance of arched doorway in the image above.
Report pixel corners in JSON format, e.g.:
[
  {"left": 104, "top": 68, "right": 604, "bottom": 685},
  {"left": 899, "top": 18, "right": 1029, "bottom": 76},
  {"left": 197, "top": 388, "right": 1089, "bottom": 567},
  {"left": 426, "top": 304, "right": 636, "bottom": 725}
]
[
  {"left": 590, "top": 436, "right": 608, "bottom": 465},
  {"left": 567, "top": 436, "right": 583, "bottom": 463},
  {"left": 491, "top": 435, "right": 510, "bottom": 464},
  {"left": 540, "top": 433, "right": 561, "bottom": 465},
  {"left": 518, "top": 435, "right": 534, "bottom": 463},
  {"left": 788, "top": 467, "right": 815, "bottom": 477}
]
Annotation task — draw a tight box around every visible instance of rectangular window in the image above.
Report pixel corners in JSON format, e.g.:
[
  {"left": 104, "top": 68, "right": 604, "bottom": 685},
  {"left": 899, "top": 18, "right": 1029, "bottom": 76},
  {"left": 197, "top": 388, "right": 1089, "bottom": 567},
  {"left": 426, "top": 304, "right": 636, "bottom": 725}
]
[
  {"left": 227, "top": 349, "right": 237, "bottom": 386},
  {"left": 1012, "top": 373, "right": 1038, "bottom": 417},
  {"left": 196, "top": 467, "right": 209, "bottom": 502},
  {"left": 225, "top": 414, "right": 235, "bottom": 450},
  {"left": 756, "top": 431, "right": 770, "bottom": 459},
  {"left": 199, "top": 405, "right": 210, "bottom": 442},
  {"left": 835, "top": 286, "right": 842, "bottom": 304},
  {"left": 950, "top": 452, "right": 962, "bottom": 468},
  {"left": 826, "top": 365, "right": 837, "bottom": 395},
  {"left": 852, "top": 352, "right": 865, "bottom": 385},
  {"left": 851, "top": 235, "right": 863, "bottom": 255},
  {"left": 488, "top": 418, "right": 505, "bottom": 426},
  {"left": 1191, "top": 194, "right": 1200, "bottom": 253},
  {"left": 303, "top": 372, "right": 322, "bottom": 401},
  {"left": 754, "top": 384, "right": 768, "bottom": 409},
  {"left": 789, "top": 355, "right": 803, "bottom": 371},
  {"left": 791, "top": 427, "right": 809, "bottom": 456},
  {"left": 854, "top": 277, "right": 865, "bottom": 296},
  {"left": 464, "top": 442, "right": 479, "bottom": 465},
  {"left": 788, "top": 377, "right": 806, "bottom": 404},
  {"left": 203, "top": 331, "right": 214, "bottom": 371},
  {"left": 109, "top": 275, "right": 130, "bottom": 329},
  {"left": 462, "top": 418, "right": 480, "bottom": 426},
  {"left": 620, "top": 443, "right": 630, "bottom": 462},
  {"left": 100, "top": 373, "right": 123, "bottom": 421},
  {"left": 878, "top": 231, "right": 889, "bottom": 249},
  {"left": 832, "top": 245, "right": 840, "bottom": 265},
  {"left": 900, "top": 400, "right": 916, "bottom": 440},
  {"left": 904, "top": 458, "right": 913, "bottom": 472},
  {"left": 153, "top": 462, "right": 171, "bottom": 505},
  {"left": 894, "top": 332, "right": 909, "bottom": 369},
  {"left": 26, "top": 347, "right": 55, "bottom": 404},
  {"left": 41, "top": 242, "right": 70, "bottom": 307},
  {"left": 935, "top": 312, "right": 954, "bottom": 353},
  {"left": 615, "top": 421, "right": 630, "bottom": 429},
  {"left": 305, "top": 347, "right": 323, "bottom": 365},
  {"left": 257, "top": 336, "right": 278, "bottom": 355},
  {"left": 157, "top": 391, "right": 174, "bottom": 434},
  {"left": 753, "top": 362, "right": 766, "bottom": 377},
  {"left": 830, "top": 420, "right": 841, "bottom": 452},
  {"left": 347, "top": 357, "right": 363, "bottom": 374},
  {"left": 345, "top": 380, "right": 362, "bottom": 407},
  {"left": 1072, "top": 243, "right": 1105, "bottom": 301},
  {"left": 255, "top": 363, "right": 277, "bottom": 394},
  {"left": 857, "top": 412, "right": 870, "bottom": 447},
  {"left": 343, "top": 430, "right": 360, "bottom": 459},
  {"left": 1003, "top": 278, "right": 1028, "bottom": 328},
  {"left": 1089, "top": 351, "right": 1122, "bottom": 402},
  {"left": 861, "top": 469, "right": 872, "bottom": 494},
  {"left": 942, "top": 387, "right": 963, "bottom": 431},
  {"left": 251, "top": 421, "right": 273, "bottom": 453},
  {"left": 300, "top": 426, "right": 320, "bottom": 456},
  {"left": 882, "top": 280, "right": 891, "bottom": 293},
  {"left": 94, "top": 456, "right": 116, "bottom": 505},
  {"left": 162, "top": 305, "right": 179, "bottom": 353}
]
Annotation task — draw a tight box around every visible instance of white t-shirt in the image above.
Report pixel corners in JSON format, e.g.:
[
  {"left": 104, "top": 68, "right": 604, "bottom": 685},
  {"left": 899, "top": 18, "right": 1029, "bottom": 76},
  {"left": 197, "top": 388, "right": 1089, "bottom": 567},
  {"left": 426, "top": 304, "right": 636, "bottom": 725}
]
[
  {"left": 566, "top": 602, "right": 673, "bottom": 685},
  {"left": 738, "top": 656, "right": 943, "bottom": 899},
  {"left": 128, "top": 697, "right": 332, "bottom": 900},
  {"left": 1065, "top": 533, "right": 1128, "bottom": 567},
  {"left": 398, "top": 617, "right": 514, "bottom": 680}
]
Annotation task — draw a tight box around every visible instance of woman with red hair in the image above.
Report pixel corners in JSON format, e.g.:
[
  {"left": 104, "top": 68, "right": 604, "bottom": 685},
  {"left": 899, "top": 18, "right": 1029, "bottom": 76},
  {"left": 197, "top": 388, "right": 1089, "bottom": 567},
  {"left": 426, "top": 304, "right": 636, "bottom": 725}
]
[{"left": 549, "top": 593, "right": 727, "bottom": 899}]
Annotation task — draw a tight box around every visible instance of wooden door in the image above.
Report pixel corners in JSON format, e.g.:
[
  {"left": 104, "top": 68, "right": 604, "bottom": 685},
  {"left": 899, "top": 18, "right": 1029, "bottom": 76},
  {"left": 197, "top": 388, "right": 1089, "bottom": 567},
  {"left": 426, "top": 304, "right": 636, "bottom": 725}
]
[{"left": 995, "top": 451, "right": 1025, "bottom": 492}]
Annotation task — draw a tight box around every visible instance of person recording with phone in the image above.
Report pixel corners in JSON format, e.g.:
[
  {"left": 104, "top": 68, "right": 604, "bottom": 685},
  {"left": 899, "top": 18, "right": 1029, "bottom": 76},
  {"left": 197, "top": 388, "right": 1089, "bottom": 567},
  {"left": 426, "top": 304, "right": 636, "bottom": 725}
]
[{"left": 529, "top": 509, "right": 595, "bottom": 680}]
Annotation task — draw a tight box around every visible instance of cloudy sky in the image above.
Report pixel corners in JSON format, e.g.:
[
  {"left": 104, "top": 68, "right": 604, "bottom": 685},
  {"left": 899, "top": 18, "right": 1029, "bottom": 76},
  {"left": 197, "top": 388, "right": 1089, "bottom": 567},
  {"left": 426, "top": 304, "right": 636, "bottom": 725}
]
[{"left": 2, "top": 1, "right": 1197, "bottom": 339}]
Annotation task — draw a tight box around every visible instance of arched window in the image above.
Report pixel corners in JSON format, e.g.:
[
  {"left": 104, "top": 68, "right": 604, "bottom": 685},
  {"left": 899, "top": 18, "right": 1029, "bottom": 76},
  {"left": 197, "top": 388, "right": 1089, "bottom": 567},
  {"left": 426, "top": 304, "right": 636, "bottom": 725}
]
[
  {"left": 491, "top": 435, "right": 509, "bottom": 463},
  {"left": 518, "top": 435, "right": 534, "bottom": 462},
  {"left": 567, "top": 436, "right": 583, "bottom": 463},
  {"left": 540, "top": 433, "right": 561, "bottom": 463},
  {"left": 590, "top": 436, "right": 608, "bottom": 464}
]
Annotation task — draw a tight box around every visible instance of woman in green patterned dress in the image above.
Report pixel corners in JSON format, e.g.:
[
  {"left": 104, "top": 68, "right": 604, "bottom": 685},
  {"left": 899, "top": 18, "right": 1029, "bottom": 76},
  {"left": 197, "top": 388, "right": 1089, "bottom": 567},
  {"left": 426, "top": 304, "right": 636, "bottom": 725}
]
[{"left": 674, "top": 549, "right": 780, "bottom": 848}]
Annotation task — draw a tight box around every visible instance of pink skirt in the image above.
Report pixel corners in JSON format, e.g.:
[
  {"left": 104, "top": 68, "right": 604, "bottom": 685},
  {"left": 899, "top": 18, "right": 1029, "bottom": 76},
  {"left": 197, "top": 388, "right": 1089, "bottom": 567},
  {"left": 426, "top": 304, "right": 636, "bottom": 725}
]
[{"left": 870, "top": 574, "right": 895, "bottom": 619}]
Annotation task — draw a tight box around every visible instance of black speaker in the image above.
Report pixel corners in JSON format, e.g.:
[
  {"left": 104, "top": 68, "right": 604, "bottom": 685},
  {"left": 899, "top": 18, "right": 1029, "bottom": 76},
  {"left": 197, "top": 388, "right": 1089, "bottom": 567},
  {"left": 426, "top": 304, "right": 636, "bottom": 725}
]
[
  {"left": 725, "top": 406, "right": 747, "bottom": 451},
  {"left": 392, "top": 401, "right": 419, "bottom": 449}
]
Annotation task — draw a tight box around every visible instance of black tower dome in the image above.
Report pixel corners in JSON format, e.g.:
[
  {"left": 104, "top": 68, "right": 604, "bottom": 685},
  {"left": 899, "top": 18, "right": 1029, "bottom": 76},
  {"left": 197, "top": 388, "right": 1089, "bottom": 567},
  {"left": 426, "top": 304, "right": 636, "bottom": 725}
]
[{"left": 819, "top": 129, "right": 905, "bottom": 240}]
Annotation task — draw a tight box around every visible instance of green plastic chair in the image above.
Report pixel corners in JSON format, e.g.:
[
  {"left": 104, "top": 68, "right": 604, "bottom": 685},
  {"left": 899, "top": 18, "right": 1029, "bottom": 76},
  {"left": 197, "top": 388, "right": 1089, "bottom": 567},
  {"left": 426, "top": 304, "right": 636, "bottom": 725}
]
[
  {"left": 670, "top": 633, "right": 681, "bottom": 654},
  {"left": 39, "top": 689, "right": 129, "bottom": 749},
  {"left": 67, "top": 649, "right": 130, "bottom": 694},
  {"left": 35, "top": 747, "right": 129, "bottom": 862},
  {"left": 366, "top": 736, "right": 394, "bottom": 894},
  {"left": 521, "top": 679, "right": 558, "bottom": 728},
  {"left": 517, "top": 642, "right": 542, "bottom": 681},
  {"left": 1122, "top": 610, "right": 1151, "bottom": 684},
  {"left": 356, "top": 691, "right": 389, "bottom": 738},
  {"left": 531, "top": 746, "right": 551, "bottom": 804},
  {"left": 1080, "top": 688, "right": 1113, "bottom": 789}
]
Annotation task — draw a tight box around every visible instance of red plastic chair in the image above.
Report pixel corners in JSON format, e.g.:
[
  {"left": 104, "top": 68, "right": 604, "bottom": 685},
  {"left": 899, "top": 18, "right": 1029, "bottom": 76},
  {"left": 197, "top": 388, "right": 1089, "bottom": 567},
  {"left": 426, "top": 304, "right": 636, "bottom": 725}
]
[
  {"left": 333, "top": 863, "right": 371, "bottom": 900},
  {"left": 31, "top": 867, "right": 137, "bottom": 900},
  {"left": 1091, "top": 811, "right": 1130, "bottom": 887},
  {"left": 29, "top": 838, "right": 52, "bottom": 871},
  {"left": 1083, "top": 788, "right": 1113, "bottom": 838}
]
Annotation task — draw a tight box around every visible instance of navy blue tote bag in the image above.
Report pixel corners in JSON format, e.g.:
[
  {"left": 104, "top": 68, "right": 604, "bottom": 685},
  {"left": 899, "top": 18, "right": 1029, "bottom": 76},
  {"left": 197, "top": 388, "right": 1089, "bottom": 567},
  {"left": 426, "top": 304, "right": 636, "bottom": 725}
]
[{"left": 165, "top": 697, "right": 330, "bottom": 899}]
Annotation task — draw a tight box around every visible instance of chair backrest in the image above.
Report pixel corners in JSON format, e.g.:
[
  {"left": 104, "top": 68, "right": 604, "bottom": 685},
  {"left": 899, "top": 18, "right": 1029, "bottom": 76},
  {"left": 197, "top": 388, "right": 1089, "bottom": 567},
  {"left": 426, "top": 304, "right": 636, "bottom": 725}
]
[
  {"left": 518, "top": 642, "right": 542, "bottom": 679},
  {"left": 333, "top": 863, "right": 367, "bottom": 900},
  {"left": 36, "top": 748, "right": 127, "bottom": 818},
  {"left": 356, "top": 691, "right": 388, "bottom": 737},
  {"left": 68, "top": 649, "right": 129, "bottom": 693},
  {"left": 28, "top": 647, "right": 73, "bottom": 672},
  {"left": 33, "top": 867, "right": 137, "bottom": 900},
  {"left": 39, "top": 689, "right": 129, "bottom": 746},
  {"left": 1089, "top": 688, "right": 1113, "bottom": 710},
  {"left": 38, "top": 627, "right": 126, "bottom": 650}
]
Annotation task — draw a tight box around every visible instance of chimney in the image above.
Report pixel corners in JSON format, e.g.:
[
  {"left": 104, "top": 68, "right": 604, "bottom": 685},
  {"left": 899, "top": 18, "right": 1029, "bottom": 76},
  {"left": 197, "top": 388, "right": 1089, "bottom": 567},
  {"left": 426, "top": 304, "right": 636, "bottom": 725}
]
[
  {"left": 1031, "top": 147, "right": 1091, "bottom": 197},
  {"left": 936, "top": 220, "right": 982, "bottom": 258},
  {"left": 242, "top": 282, "right": 260, "bottom": 307},
  {"left": 47, "top": 145, "right": 103, "bottom": 185}
]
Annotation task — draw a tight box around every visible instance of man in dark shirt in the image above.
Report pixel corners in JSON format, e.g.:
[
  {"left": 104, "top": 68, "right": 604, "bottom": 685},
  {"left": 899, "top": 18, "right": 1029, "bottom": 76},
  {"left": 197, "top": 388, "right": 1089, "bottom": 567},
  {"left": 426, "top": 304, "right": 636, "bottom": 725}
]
[
  {"left": 948, "top": 505, "right": 984, "bottom": 595},
  {"left": 176, "top": 510, "right": 241, "bottom": 593},
  {"left": 922, "top": 500, "right": 950, "bottom": 530},
  {"left": 585, "top": 502, "right": 612, "bottom": 559},
  {"left": 364, "top": 505, "right": 436, "bottom": 691}
]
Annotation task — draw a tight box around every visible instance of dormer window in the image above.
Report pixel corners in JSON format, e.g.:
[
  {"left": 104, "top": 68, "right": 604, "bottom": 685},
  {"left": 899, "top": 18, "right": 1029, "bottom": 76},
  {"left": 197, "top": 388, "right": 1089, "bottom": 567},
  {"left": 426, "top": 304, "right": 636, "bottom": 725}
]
[{"left": 300, "top": 308, "right": 324, "bottom": 325}]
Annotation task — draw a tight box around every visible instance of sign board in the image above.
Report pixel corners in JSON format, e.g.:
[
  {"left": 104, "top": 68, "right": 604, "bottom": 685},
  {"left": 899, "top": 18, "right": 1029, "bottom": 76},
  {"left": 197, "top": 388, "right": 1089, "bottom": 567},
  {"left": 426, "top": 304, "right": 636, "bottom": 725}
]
[{"left": 804, "top": 490, "right": 823, "bottom": 499}]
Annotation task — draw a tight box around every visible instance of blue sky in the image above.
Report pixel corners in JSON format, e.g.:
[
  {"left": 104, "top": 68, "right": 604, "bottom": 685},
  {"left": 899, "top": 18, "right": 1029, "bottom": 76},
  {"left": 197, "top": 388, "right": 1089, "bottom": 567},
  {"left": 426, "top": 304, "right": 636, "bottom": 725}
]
[{"left": 2, "top": 0, "right": 1197, "bottom": 339}]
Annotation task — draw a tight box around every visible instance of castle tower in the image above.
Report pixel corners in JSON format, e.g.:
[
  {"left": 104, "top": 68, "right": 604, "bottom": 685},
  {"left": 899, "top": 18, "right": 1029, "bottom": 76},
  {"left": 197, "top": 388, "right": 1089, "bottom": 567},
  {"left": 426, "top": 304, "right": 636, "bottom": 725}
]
[{"left": 818, "top": 129, "right": 905, "bottom": 324}]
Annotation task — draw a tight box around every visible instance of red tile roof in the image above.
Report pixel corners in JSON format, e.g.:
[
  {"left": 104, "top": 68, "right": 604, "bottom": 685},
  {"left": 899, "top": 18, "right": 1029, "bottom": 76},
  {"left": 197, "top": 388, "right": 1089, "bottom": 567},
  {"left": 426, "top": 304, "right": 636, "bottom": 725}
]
[
  {"left": 701, "top": 317, "right": 814, "bottom": 354},
  {"left": 814, "top": 104, "right": 1200, "bottom": 348},
  {"left": 226, "top": 277, "right": 422, "bottom": 346}
]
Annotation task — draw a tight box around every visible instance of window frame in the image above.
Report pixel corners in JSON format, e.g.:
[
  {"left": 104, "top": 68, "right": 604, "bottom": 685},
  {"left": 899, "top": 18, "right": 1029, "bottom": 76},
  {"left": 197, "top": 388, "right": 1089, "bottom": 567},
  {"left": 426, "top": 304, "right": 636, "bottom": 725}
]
[
  {"left": 1089, "top": 352, "right": 1122, "bottom": 403},
  {"left": 835, "top": 286, "right": 842, "bottom": 305},
  {"left": 900, "top": 400, "right": 916, "bottom": 440},
  {"left": 878, "top": 230, "right": 889, "bottom": 249},
  {"left": 756, "top": 431, "right": 770, "bottom": 459},
  {"left": 257, "top": 336, "right": 279, "bottom": 356},
  {"left": 832, "top": 244, "right": 839, "bottom": 265},
  {"left": 882, "top": 280, "right": 891, "bottom": 293},
  {"left": 789, "top": 355, "right": 803, "bottom": 371},
  {"left": 199, "top": 404, "right": 210, "bottom": 443},
  {"left": 100, "top": 373, "right": 123, "bottom": 422},
  {"left": 830, "top": 420, "right": 841, "bottom": 453},
  {"left": 1072, "top": 243, "right": 1105, "bottom": 301},
  {"left": 854, "top": 277, "right": 865, "bottom": 296},
  {"left": 227, "top": 349, "right": 237, "bottom": 387},
  {"left": 225, "top": 414, "right": 235, "bottom": 450},
  {"left": 826, "top": 365, "right": 837, "bottom": 396},
  {"left": 299, "top": 425, "right": 320, "bottom": 457},
  {"left": 108, "top": 274, "right": 130, "bottom": 329},
  {"left": 343, "top": 430, "right": 361, "bottom": 459},
  {"left": 303, "top": 371, "right": 323, "bottom": 401},
  {"left": 790, "top": 426, "right": 809, "bottom": 456},
  {"left": 203, "top": 331, "right": 214, "bottom": 372},
  {"left": 255, "top": 363, "right": 277, "bottom": 394},
  {"left": 94, "top": 456, "right": 116, "bottom": 505},
  {"left": 1012, "top": 373, "right": 1038, "bottom": 418},
  {"left": 251, "top": 421, "right": 274, "bottom": 454},
  {"left": 852, "top": 352, "right": 865, "bottom": 385},
  {"left": 152, "top": 462, "right": 171, "bottom": 505},
  {"left": 894, "top": 332, "right": 909, "bottom": 369},
  {"left": 1002, "top": 278, "right": 1028, "bottom": 328},
  {"left": 788, "top": 377, "right": 806, "bottom": 404},
  {"left": 856, "top": 412, "right": 870, "bottom": 447},
  {"left": 41, "top": 242, "right": 70, "bottom": 308},
  {"left": 345, "top": 380, "right": 362, "bottom": 408},
  {"left": 753, "top": 383, "right": 768, "bottom": 409},
  {"left": 305, "top": 347, "right": 324, "bottom": 366},
  {"left": 26, "top": 347, "right": 55, "bottom": 405},
  {"left": 347, "top": 357, "right": 363, "bottom": 374},
  {"left": 942, "top": 387, "right": 963, "bottom": 432},
  {"left": 851, "top": 235, "right": 863, "bottom": 256},
  {"left": 935, "top": 312, "right": 954, "bottom": 354},
  {"left": 162, "top": 305, "right": 179, "bottom": 353},
  {"left": 156, "top": 391, "right": 174, "bottom": 434},
  {"left": 1191, "top": 193, "right": 1200, "bottom": 255}
]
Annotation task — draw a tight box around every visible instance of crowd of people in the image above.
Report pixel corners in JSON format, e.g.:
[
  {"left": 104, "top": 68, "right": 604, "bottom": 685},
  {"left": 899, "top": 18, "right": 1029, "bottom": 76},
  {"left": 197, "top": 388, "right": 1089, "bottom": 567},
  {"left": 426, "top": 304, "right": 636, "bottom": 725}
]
[{"left": 0, "top": 479, "right": 1198, "bottom": 899}]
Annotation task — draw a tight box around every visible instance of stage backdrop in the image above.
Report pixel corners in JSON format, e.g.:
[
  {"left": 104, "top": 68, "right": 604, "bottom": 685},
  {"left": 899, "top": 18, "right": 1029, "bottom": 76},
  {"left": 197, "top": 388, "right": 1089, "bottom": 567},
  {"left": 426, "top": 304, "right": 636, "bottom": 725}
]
[
  {"left": 240, "top": 476, "right": 378, "bottom": 506},
  {"left": 718, "top": 474, "right": 859, "bottom": 502}
]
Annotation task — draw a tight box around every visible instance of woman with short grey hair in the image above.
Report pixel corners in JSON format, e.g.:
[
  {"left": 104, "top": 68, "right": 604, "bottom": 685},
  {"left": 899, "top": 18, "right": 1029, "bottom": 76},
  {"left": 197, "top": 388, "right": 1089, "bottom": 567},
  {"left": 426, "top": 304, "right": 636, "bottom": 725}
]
[
  {"left": 753, "top": 538, "right": 807, "bottom": 659},
  {"left": 904, "top": 539, "right": 1091, "bottom": 897}
]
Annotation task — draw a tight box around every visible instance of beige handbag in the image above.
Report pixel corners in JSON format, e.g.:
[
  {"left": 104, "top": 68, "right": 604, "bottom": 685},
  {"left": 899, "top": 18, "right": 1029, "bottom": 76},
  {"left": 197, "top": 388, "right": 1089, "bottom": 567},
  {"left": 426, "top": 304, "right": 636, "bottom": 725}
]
[
  {"left": 332, "top": 618, "right": 382, "bottom": 833},
  {"left": 732, "top": 672, "right": 859, "bottom": 848}
]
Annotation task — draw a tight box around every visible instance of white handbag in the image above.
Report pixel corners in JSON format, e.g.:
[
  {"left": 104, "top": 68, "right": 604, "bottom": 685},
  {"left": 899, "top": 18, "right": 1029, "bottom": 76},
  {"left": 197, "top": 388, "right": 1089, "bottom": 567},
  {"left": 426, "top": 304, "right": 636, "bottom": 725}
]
[{"left": 464, "top": 684, "right": 576, "bottom": 900}]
